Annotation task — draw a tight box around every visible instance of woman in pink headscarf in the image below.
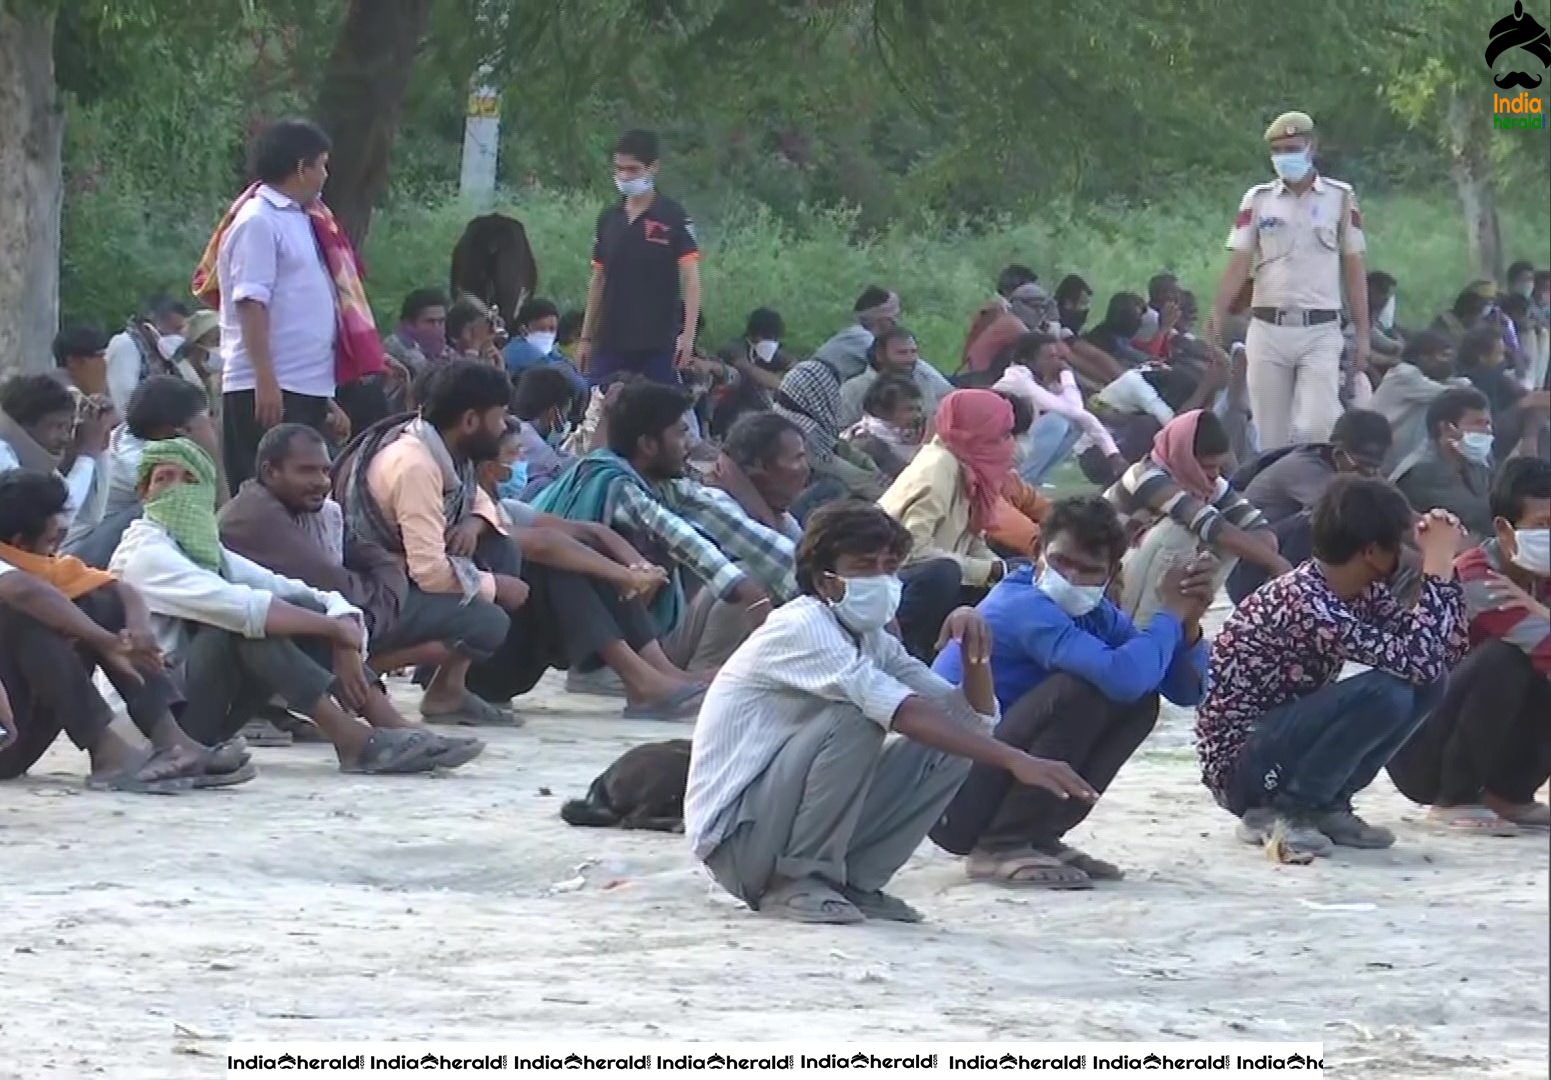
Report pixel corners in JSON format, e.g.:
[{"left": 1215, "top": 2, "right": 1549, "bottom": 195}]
[
  {"left": 879, "top": 390, "right": 1039, "bottom": 606},
  {"left": 1103, "top": 408, "right": 1288, "bottom": 624}
]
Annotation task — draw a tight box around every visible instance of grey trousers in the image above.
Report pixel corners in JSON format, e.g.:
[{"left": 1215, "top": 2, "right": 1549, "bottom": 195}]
[
  {"left": 704, "top": 706, "right": 971, "bottom": 907},
  {"left": 370, "top": 586, "right": 509, "bottom": 660},
  {"left": 176, "top": 626, "right": 338, "bottom": 746},
  {"left": 663, "top": 587, "right": 760, "bottom": 671}
]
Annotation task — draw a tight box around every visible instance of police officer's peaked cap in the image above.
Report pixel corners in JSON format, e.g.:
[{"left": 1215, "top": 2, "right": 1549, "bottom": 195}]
[{"left": 1263, "top": 111, "right": 1315, "bottom": 143}]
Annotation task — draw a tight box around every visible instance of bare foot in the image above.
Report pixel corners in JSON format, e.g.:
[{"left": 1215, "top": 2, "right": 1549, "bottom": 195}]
[
  {"left": 86, "top": 745, "right": 198, "bottom": 789},
  {"left": 359, "top": 686, "right": 419, "bottom": 730},
  {"left": 144, "top": 717, "right": 214, "bottom": 771},
  {"left": 1485, "top": 791, "right": 1551, "bottom": 827},
  {"left": 621, "top": 673, "right": 703, "bottom": 710},
  {"left": 419, "top": 688, "right": 466, "bottom": 715}
]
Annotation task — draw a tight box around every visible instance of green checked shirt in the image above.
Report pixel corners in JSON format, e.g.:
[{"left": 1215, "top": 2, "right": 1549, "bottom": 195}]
[
  {"left": 608, "top": 481, "right": 749, "bottom": 602},
  {"left": 660, "top": 480, "right": 799, "bottom": 603}
]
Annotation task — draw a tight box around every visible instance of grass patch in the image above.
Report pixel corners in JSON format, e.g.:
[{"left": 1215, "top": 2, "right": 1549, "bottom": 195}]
[{"left": 62, "top": 180, "right": 1551, "bottom": 371}]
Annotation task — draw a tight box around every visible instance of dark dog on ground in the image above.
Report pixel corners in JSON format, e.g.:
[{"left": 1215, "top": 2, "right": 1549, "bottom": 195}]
[{"left": 560, "top": 739, "right": 691, "bottom": 833}]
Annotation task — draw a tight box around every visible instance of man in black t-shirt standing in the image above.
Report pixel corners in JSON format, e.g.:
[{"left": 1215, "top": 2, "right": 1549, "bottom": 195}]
[{"left": 577, "top": 130, "right": 701, "bottom": 388}]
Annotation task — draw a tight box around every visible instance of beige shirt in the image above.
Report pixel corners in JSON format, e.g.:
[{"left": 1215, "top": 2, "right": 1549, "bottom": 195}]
[
  {"left": 365, "top": 432, "right": 506, "bottom": 602},
  {"left": 1226, "top": 175, "right": 1365, "bottom": 311},
  {"left": 877, "top": 439, "right": 998, "bottom": 586}
]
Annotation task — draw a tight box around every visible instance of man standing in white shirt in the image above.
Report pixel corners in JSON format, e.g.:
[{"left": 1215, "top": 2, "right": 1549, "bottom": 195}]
[
  {"left": 218, "top": 120, "right": 340, "bottom": 488},
  {"left": 685, "top": 502, "right": 1095, "bottom": 926}
]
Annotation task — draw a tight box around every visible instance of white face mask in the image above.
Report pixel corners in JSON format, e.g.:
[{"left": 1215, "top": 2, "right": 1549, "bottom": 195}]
[
  {"left": 615, "top": 175, "right": 654, "bottom": 197},
  {"left": 752, "top": 339, "right": 780, "bottom": 363},
  {"left": 157, "top": 334, "right": 185, "bottom": 360},
  {"left": 1037, "top": 565, "right": 1106, "bottom": 618},
  {"left": 826, "top": 573, "right": 903, "bottom": 634},
  {"left": 1456, "top": 429, "right": 1495, "bottom": 466},
  {"left": 1511, "top": 528, "right": 1551, "bottom": 576},
  {"left": 855, "top": 414, "right": 919, "bottom": 449},
  {"left": 1136, "top": 307, "right": 1161, "bottom": 342},
  {"left": 526, "top": 331, "right": 558, "bottom": 355},
  {"left": 1377, "top": 296, "right": 1396, "bottom": 329}
]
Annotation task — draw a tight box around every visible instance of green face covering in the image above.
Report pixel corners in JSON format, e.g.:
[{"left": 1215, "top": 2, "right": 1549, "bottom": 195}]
[{"left": 138, "top": 436, "right": 223, "bottom": 571}]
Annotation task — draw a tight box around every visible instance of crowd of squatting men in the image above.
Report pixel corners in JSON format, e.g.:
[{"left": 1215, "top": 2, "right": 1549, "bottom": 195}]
[{"left": 0, "top": 109, "right": 1546, "bottom": 926}]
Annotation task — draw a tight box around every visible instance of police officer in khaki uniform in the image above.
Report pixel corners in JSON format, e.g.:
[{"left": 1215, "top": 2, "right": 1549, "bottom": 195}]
[{"left": 1206, "top": 111, "right": 1370, "bottom": 451}]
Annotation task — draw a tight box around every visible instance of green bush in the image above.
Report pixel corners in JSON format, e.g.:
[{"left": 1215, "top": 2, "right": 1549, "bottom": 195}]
[{"left": 62, "top": 177, "right": 1551, "bottom": 372}]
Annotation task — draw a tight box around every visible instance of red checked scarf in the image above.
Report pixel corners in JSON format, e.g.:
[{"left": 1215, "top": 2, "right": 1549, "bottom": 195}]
[{"left": 191, "top": 184, "right": 386, "bottom": 385}]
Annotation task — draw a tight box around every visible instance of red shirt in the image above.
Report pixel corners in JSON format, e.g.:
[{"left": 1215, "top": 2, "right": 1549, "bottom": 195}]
[
  {"left": 1454, "top": 542, "right": 1551, "bottom": 677},
  {"left": 962, "top": 305, "right": 1026, "bottom": 374}
]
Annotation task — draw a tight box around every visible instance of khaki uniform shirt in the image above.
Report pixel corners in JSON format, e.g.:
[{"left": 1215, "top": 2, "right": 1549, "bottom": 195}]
[{"left": 1226, "top": 175, "right": 1366, "bottom": 311}]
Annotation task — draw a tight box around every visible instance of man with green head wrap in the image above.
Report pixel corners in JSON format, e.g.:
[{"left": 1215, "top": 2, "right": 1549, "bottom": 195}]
[{"left": 110, "top": 438, "right": 459, "bottom": 775}]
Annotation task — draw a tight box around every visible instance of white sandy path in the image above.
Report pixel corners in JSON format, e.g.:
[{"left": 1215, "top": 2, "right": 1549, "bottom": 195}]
[{"left": 0, "top": 668, "right": 1546, "bottom": 1079}]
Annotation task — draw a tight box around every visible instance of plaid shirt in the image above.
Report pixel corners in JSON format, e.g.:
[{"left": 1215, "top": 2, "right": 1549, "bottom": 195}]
[
  {"left": 663, "top": 481, "right": 798, "bottom": 602},
  {"left": 609, "top": 482, "right": 748, "bottom": 601}
]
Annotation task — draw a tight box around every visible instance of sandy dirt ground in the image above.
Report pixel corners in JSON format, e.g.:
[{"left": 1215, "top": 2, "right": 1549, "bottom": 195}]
[{"left": 1, "top": 651, "right": 1546, "bottom": 1078}]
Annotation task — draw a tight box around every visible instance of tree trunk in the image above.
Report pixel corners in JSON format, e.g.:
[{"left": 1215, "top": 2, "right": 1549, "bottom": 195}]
[
  {"left": 313, "top": 0, "right": 433, "bottom": 248},
  {"left": 0, "top": 6, "right": 63, "bottom": 379},
  {"left": 1445, "top": 89, "right": 1504, "bottom": 283}
]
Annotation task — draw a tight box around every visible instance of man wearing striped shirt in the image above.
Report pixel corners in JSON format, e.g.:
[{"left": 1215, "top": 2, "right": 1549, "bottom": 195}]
[
  {"left": 1387, "top": 457, "right": 1551, "bottom": 833},
  {"left": 1104, "top": 409, "right": 1288, "bottom": 626},
  {"left": 686, "top": 503, "right": 1095, "bottom": 926}
]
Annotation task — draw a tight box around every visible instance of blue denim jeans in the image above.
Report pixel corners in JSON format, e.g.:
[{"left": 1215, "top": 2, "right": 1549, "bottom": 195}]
[
  {"left": 1017, "top": 413, "right": 1083, "bottom": 487},
  {"left": 1225, "top": 670, "right": 1447, "bottom": 816}
]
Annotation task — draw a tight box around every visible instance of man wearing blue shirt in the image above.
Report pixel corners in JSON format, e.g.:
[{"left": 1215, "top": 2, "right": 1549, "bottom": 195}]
[
  {"left": 931, "top": 495, "right": 1212, "bottom": 888},
  {"left": 504, "top": 298, "right": 588, "bottom": 400}
]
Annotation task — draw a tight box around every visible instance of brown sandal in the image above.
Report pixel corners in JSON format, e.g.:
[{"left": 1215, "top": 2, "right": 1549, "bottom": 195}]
[
  {"left": 1038, "top": 840, "right": 1125, "bottom": 881},
  {"left": 966, "top": 849, "right": 1093, "bottom": 890},
  {"left": 756, "top": 878, "right": 865, "bottom": 924}
]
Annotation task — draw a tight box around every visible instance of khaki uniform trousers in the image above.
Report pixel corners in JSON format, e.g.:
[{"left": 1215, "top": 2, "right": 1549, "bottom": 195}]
[{"left": 1244, "top": 319, "right": 1345, "bottom": 451}]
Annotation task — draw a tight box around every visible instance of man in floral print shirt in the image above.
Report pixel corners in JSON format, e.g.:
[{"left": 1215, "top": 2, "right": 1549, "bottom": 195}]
[{"left": 1197, "top": 476, "right": 1468, "bottom": 859}]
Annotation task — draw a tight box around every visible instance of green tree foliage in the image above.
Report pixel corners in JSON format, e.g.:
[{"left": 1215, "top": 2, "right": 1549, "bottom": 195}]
[{"left": 45, "top": 0, "right": 1551, "bottom": 332}]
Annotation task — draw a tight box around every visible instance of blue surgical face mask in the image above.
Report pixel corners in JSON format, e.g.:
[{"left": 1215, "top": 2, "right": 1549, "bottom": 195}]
[
  {"left": 1037, "top": 565, "right": 1106, "bottom": 618},
  {"left": 615, "top": 175, "right": 654, "bottom": 197},
  {"left": 497, "top": 459, "right": 529, "bottom": 501},
  {"left": 1271, "top": 149, "right": 1313, "bottom": 183},
  {"left": 1457, "top": 429, "right": 1494, "bottom": 466}
]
